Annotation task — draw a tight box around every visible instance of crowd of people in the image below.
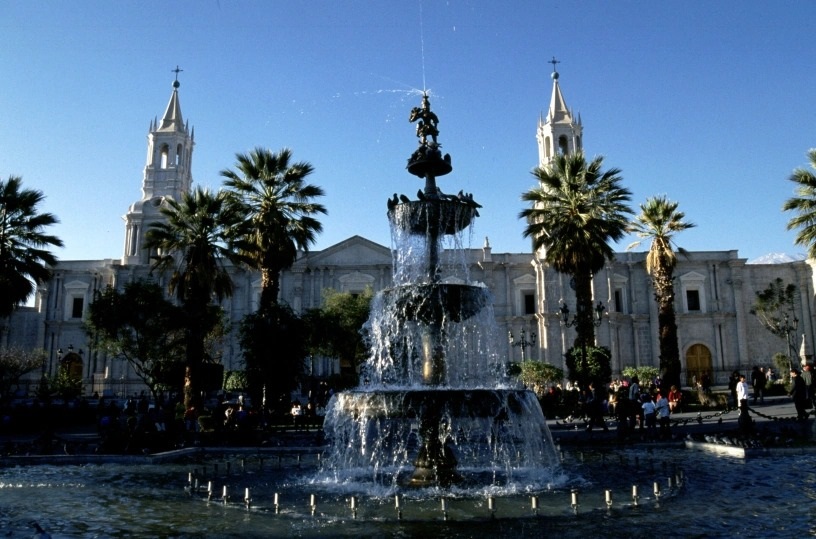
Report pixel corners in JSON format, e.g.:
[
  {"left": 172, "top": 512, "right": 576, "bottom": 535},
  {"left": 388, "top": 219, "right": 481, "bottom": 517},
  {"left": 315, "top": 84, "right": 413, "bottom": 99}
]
[
  {"left": 538, "top": 375, "right": 683, "bottom": 440},
  {"left": 537, "top": 362, "right": 816, "bottom": 440}
]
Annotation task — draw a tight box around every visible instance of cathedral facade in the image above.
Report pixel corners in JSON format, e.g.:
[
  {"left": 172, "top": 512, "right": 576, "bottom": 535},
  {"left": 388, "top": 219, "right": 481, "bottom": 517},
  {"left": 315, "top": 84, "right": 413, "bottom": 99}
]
[{"left": 7, "top": 75, "right": 814, "bottom": 397}]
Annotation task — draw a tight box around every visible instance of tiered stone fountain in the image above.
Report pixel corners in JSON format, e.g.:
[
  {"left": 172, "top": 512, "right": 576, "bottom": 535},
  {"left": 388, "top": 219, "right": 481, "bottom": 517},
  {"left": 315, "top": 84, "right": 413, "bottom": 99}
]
[{"left": 321, "top": 93, "right": 558, "bottom": 489}]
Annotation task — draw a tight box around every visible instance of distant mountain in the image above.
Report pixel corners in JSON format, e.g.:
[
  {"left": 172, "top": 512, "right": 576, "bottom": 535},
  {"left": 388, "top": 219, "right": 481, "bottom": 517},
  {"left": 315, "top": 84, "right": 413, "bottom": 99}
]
[{"left": 747, "top": 252, "right": 807, "bottom": 265}]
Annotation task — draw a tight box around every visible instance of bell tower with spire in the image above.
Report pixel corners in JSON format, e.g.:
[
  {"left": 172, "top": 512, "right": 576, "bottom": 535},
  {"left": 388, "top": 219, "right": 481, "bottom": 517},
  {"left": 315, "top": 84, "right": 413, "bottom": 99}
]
[
  {"left": 536, "top": 58, "right": 582, "bottom": 167},
  {"left": 532, "top": 59, "right": 583, "bottom": 262},
  {"left": 122, "top": 68, "right": 194, "bottom": 265}
]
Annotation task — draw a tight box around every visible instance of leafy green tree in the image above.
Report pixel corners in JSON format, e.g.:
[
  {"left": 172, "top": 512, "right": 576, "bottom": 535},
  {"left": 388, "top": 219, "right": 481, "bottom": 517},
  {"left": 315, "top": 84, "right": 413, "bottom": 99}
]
[
  {"left": 223, "top": 370, "right": 249, "bottom": 393},
  {"left": 221, "top": 148, "right": 327, "bottom": 311},
  {"left": 0, "top": 347, "right": 45, "bottom": 404},
  {"left": 520, "top": 152, "right": 631, "bottom": 384},
  {"left": 303, "top": 288, "right": 373, "bottom": 386},
  {"left": 238, "top": 303, "right": 306, "bottom": 414},
  {"left": 772, "top": 352, "right": 792, "bottom": 384},
  {"left": 627, "top": 195, "right": 695, "bottom": 390},
  {"left": 518, "top": 361, "right": 564, "bottom": 398},
  {"left": 784, "top": 149, "right": 816, "bottom": 257},
  {"left": 750, "top": 278, "right": 798, "bottom": 370},
  {"left": 85, "top": 280, "right": 186, "bottom": 402},
  {"left": 565, "top": 345, "right": 612, "bottom": 389},
  {"left": 0, "top": 176, "right": 63, "bottom": 336},
  {"left": 144, "top": 187, "right": 251, "bottom": 409}
]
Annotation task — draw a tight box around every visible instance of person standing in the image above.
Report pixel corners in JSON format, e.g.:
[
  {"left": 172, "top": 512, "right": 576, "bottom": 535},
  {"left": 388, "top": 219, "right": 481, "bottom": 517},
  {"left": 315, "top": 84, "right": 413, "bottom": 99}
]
[
  {"left": 728, "top": 370, "right": 740, "bottom": 408},
  {"left": 654, "top": 391, "right": 671, "bottom": 439},
  {"left": 801, "top": 364, "right": 814, "bottom": 409},
  {"left": 628, "top": 376, "right": 642, "bottom": 430},
  {"left": 751, "top": 366, "right": 766, "bottom": 405},
  {"left": 628, "top": 376, "right": 640, "bottom": 401},
  {"left": 736, "top": 374, "right": 750, "bottom": 407},
  {"left": 585, "top": 382, "right": 609, "bottom": 433},
  {"left": 789, "top": 369, "right": 809, "bottom": 421},
  {"left": 641, "top": 394, "right": 657, "bottom": 439}
]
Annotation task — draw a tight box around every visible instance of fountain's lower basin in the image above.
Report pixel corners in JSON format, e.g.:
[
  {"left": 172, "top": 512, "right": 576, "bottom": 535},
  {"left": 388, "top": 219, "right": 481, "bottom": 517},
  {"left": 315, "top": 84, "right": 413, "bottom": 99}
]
[{"left": 321, "top": 388, "right": 559, "bottom": 487}]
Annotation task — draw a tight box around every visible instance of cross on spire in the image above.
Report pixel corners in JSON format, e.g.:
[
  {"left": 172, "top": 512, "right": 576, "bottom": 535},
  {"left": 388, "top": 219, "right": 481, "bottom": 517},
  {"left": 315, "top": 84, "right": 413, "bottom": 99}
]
[
  {"left": 548, "top": 56, "right": 560, "bottom": 73},
  {"left": 172, "top": 65, "right": 183, "bottom": 82}
]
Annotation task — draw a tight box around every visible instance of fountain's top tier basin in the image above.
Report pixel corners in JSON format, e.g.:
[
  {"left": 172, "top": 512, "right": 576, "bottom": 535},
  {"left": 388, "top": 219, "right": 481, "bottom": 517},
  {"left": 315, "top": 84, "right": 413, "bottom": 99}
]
[
  {"left": 407, "top": 146, "right": 452, "bottom": 177},
  {"left": 388, "top": 199, "right": 478, "bottom": 236}
]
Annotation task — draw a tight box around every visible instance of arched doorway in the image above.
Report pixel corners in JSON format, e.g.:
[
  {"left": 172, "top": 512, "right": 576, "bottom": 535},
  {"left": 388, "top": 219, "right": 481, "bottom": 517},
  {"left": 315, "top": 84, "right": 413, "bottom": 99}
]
[
  {"left": 57, "top": 352, "right": 84, "bottom": 399},
  {"left": 685, "top": 343, "right": 712, "bottom": 387}
]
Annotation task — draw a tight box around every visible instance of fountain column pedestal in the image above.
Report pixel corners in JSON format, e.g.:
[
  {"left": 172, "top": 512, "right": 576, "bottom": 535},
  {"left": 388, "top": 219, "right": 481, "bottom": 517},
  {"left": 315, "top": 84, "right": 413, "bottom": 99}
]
[{"left": 407, "top": 403, "right": 460, "bottom": 488}]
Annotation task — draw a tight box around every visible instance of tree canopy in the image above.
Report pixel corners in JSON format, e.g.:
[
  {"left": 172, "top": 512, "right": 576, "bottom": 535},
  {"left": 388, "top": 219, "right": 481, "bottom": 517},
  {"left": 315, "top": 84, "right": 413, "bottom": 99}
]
[
  {"left": 784, "top": 149, "right": 816, "bottom": 258},
  {"left": 750, "top": 278, "right": 799, "bottom": 368},
  {"left": 0, "top": 347, "right": 45, "bottom": 404},
  {"left": 86, "top": 280, "right": 186, "bottom": 400},
  {"left": 518, "top": 361, "right": 564, "bottom": 398},
  {"left": 303, "top": 288, "right": 373, "bottom": 387},
  {"left": 222, "top": 147, "right": 326, "bottom": 311},
  {"left": 144, "top": 187, "right": 250, "bottom": 408},
  {"left": 0, "top": 176, "right": 63, "bottom": 322}
]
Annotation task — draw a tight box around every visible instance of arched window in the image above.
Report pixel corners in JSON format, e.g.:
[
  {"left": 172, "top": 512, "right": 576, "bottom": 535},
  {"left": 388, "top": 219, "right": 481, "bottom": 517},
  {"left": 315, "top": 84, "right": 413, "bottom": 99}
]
[
  {"left": 545, "top": 136, "right": 551, "bottom": 159},
  {"left": 160, "top": 145, "right": 169, "bottom": 168},
  {"left": 558, "top": 135, "right": 569, "bottom": 155},
  {"left": 176, "top": 144, "right": 182, "bottom": 166}
]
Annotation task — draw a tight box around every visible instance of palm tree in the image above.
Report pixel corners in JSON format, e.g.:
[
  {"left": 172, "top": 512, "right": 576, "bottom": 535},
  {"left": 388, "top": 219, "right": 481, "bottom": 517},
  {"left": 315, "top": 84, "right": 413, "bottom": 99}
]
[
  {"left": 0, "top": 176, "right": 63, "bottom": 334},
  {"left": 520, "top": 151, "right": 632, "bottom": 354},
  {"left": 784, "top": 149, "right": 816, "bottom": 258},
  {"left": 627, "top": 195, "right": 695, "bottom": 390},
  {"left": 144, "top": 187, "right": 251, "bottom": 408},
  {"left": 221, "top": 147, "right": 326, "bottom": 311}
]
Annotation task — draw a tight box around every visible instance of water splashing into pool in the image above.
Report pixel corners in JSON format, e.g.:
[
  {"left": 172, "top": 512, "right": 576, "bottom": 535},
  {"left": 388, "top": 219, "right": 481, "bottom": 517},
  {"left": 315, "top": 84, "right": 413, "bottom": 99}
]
[{"left": 318, "top": 92, "right": 559, "bottom": 492}]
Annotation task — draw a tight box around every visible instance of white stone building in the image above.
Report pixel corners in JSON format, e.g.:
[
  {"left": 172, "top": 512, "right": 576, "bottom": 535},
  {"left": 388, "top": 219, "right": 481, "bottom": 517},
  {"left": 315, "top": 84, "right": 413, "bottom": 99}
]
[{"left": 6, "top": 74, "right": 813, "bottom": 397}]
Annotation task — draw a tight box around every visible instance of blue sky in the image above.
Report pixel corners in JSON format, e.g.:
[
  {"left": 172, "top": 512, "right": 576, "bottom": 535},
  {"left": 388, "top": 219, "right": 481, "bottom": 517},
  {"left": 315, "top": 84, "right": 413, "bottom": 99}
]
[{"left": 2, "top": 1, "right": 815, "bottom": 263}]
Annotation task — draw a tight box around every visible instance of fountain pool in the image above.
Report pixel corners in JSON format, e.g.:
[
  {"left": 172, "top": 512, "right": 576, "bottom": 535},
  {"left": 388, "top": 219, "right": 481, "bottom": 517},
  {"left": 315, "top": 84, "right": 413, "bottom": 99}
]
[{"left": 1, "top": 448, "right": 813, "bottom": 537}]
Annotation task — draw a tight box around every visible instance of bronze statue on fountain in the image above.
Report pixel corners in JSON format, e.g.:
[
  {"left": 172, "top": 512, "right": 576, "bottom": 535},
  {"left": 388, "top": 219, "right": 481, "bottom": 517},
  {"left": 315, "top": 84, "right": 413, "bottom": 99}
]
[{"left": 407, "top": 92, "right": 452, "bottom": 179}]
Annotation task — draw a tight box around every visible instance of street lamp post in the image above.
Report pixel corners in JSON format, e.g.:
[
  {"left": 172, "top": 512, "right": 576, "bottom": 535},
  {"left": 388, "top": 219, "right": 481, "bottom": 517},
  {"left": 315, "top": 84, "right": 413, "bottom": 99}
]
[
  {"left": 508, "top": 328, "right": 537, "bottom": 362},
  {"left": 558, "top": 301, "right": 606, "bottom": 328}
]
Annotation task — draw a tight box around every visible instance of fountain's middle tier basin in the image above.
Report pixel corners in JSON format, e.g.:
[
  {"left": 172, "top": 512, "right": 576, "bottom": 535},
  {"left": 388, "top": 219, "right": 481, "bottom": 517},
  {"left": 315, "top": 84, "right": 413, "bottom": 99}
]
[{"left": 381, "top": 283, "right": 489, "bottom": 323}]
